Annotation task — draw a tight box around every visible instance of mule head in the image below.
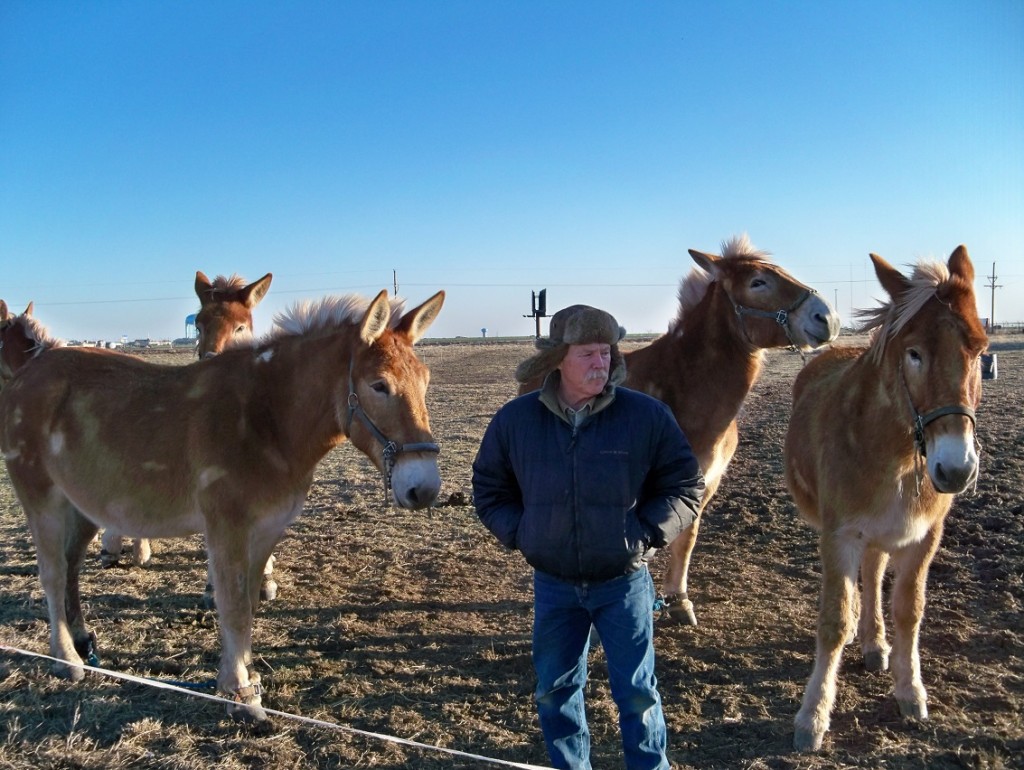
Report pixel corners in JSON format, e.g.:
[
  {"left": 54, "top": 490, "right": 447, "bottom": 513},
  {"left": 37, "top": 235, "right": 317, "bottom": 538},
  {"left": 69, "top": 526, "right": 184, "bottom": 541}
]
[
  {"left": 194, "top": 271, "right": 273, "bottom": 358},
  {"left": 688, "top": 240, "right": 840, "bottom": 350},
  {"left": 869, "top": 246, "right": 988, "bottom": 494},
  {"left": 345, "top": 289, "right": 446, "bottom": 510},
  {"left": 0, "top": 301, "right": 43, "bottom": 385}
]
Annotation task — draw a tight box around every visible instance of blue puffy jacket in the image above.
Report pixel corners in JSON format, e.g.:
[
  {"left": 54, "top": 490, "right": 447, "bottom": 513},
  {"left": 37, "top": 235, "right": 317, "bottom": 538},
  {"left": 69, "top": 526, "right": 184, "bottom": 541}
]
[{"left": 472, "top": 380, "right": 705, "bottom": 583}]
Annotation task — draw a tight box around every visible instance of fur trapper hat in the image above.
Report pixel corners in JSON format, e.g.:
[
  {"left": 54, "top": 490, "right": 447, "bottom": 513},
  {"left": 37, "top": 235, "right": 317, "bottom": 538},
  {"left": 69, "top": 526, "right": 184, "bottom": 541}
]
[{"left": 514, "top": 304, "right": 627, "bottom": 385}]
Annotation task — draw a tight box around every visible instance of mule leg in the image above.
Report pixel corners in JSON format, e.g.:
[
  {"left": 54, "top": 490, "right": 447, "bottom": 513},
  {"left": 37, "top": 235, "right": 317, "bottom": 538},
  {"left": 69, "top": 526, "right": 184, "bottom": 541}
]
[
  {"left": 660, "top": 515, "right": 702, "bottom": 625},
  {"left": 202, "top": 554, "right": 276, "bottom": 609},
  {"left": 22, "top": 495, "right": 93, "bottom": 681},
  {"left": 205, "top": 518, "right": 269, "bottom": 723},
  {"left": 202, "top": 551, "right": 216, "bottom": 610},
  {"left": 260, "top": 554, "right": 277, "bottom": 602},
  {"left": 131, "top": 538, "right": 152, "bottom": 568},
  {"left": 794, "top": 532, "right": 862, "bottom": 752},
  {"left": 65, "top": 510, "right": 100, "bottom": 659},
  {"left": 859, "top": 547, "right": 891, "bottom": 671},
  {"left": 888, "top": 523, "right": 942, "bottom": 721},
  {"left": 99, "top": 529, "right": 125, "bottom": 568}
]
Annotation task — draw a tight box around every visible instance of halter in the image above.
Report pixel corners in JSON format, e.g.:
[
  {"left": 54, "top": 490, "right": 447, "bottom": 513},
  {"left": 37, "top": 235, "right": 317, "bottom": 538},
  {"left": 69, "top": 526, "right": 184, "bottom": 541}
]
[
  {"left": 728, "top": 287, "right": 815, "bottom": 359},
  {"left": 898, "top": 362, "right": 978, "bottom": 495},
  {"left": 344, "top": 358, "right": 440, "bottom": 505}
]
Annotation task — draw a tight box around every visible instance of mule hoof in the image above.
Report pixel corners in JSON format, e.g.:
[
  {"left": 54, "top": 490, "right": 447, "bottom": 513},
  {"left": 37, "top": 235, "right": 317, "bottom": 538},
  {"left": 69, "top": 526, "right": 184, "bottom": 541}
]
[
  {"left": 227, "top": 700, "right": 268, "bottom": 724},
  {"left": 53, "top": 661, "right": 86, "bottom": 682},
  {"left": 260, "top": 579, "right": 278, "bottom": 602},
  {"left": 222, "top": 679, "right": 266, "bottom": 722},
  {"left": 225, "top": 684, "right": 267, "bottom": 723},
  {"left": 793, "top": 727, "right": 824, "bottom": 752},
  {"left": 99, "top": 549, "right": 121, "bottom": 569},
  {"left": 898, "top": 699, "right": 928, "bottom": 721},
  {"left": 864, "top": 650, "right": 889, "bottom": 672},
  {"left": 201, "top": 584, "right": 216, "bottom": 610},
  {"left": 73, "top": 631, "right": 98, "bottom": 666},
  {"left": 661, "top": 594, "right": 698, "bottom": 626},
  {"left": 132, "top": 554, "right": 152, "bottom": 569}
]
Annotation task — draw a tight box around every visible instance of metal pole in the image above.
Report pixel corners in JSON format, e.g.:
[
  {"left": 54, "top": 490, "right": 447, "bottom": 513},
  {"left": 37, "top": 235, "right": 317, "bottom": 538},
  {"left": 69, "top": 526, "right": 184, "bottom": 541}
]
[
  {"left": 985, "top": 262, "right": 1002, "bottom": 332},
  {"left": 990, "top": 262, "right": 996, "bottom": 330}
]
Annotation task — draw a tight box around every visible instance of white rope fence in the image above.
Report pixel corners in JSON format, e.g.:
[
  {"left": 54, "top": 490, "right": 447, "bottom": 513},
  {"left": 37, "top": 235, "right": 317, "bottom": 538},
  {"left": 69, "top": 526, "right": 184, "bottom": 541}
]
[{"left": 0, "top": 644, "right": 551, "bottom": 770}]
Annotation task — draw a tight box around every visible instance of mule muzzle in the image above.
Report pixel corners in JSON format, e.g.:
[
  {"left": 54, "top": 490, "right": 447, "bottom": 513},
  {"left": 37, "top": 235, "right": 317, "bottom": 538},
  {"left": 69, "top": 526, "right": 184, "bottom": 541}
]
[{"left": 918, "top": 406, "right": 979, "bottom": 494}]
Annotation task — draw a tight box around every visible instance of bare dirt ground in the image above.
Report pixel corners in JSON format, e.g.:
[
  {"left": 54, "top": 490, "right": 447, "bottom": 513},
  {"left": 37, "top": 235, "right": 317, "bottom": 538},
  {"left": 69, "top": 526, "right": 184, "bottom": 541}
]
[{"left": 0, "top": 335, "right": 1021, "bottom": 769}]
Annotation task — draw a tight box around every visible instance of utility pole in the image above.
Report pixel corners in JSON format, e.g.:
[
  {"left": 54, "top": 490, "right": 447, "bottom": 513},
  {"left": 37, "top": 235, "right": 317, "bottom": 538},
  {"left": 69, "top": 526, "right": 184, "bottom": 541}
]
[
  {"left": 524, "top": 289, "right": 548, "bottom": 337},
  {"left": 985, "top": 262, "right": 1001, "bottom": 332},
  {"left": 393, "top": 269, "right": 399, "bottom": 296}
]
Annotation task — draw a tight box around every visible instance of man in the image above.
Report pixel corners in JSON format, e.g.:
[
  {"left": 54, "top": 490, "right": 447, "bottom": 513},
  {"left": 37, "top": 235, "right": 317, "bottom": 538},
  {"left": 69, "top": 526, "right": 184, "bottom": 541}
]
[{"left": 472, "top": 304, "right": 705, "bottom": 770}]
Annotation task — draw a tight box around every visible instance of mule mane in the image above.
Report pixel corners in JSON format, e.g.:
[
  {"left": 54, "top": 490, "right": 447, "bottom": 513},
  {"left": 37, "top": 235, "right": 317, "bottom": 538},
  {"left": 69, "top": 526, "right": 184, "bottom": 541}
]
[
  {"left": 673, "top": 233, "right": 774, "bottom": 328},
  {"left": 2, "top": 313, "right": 64, "bottom": 355},
  {"left": 269, "top": 294, "right": 407, "bottom": 339},
  {"left": 209, "top": 274, "right": 248, "bottom": 295},
  {"left": 857, "top": 260, "right": 953, "bottom": 364}
]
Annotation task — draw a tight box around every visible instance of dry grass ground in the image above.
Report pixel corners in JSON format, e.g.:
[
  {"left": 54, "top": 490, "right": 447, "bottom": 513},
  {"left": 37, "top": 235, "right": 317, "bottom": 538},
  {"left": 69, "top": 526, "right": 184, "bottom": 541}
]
[{"left": 0, "top": 335, "right": 1021, "bottom": 769}]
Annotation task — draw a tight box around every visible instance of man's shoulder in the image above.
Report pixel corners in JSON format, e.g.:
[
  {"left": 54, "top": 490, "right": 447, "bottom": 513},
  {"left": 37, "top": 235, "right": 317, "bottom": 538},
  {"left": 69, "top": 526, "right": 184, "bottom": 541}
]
[{"left": 494, "top": 391, "right": 545, "bottom": 420}]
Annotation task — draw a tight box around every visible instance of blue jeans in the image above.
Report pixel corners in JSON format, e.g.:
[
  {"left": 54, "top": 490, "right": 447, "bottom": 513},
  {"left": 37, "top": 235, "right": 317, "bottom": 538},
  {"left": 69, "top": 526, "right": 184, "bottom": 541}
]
[{"left": 532, "top": 567, "right": 669, "bottom": 770}]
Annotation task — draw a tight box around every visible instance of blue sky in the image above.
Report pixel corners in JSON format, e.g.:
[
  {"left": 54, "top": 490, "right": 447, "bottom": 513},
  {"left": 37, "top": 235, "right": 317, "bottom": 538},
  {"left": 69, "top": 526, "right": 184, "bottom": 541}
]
[{"left": 2, "top": 1, "right": 1021, "bottom": 342}]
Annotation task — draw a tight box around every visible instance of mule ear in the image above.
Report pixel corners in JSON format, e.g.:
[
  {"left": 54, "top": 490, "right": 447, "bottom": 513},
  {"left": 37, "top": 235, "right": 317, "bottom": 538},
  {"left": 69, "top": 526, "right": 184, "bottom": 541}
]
[
  {"left": 869, "top": 253, "right": 910, "bottom": 299},
  {"left": 0, "top": 300, "right": 8, "bottom": 322},
  {"left": 947, "top": 244, "right": 974, "bottom": 283},
  {"left": 23, "top": 301, "right": 33, "bottom": 317},
  {"left": 360, "top": 290, "right": 393, "bottom": 345},
  {"left": 396, "top": 290, "right": 445, "bottom": 344},
  {"left": 242, "top": 273, "right": 273, "bottom": 308},
  {"left": 195, "top": 271, "right": 213, "bottom": 303},
  {"left": 688, "top": 249, "right": 721, "bottom": 278}
]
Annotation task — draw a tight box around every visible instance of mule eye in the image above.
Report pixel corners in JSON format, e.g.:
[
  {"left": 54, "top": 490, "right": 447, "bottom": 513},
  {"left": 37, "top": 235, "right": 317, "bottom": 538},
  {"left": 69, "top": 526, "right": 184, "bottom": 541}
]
[
  {"left": 907, "top": 348, "right": 922, "bottom": 364},
  {"left": 750, "top": 278, "right": 767, "bottom": 289},
  {"left": 371, "top": 381, "right": 390, "bottom": 395},
  {"left": 235, "top": 325, "right": 246, "bottom": 334}
]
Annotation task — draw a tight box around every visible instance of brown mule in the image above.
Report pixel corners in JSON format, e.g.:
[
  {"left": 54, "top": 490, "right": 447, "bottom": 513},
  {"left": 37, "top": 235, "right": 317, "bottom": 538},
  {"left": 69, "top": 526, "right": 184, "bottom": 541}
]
[
  {"left": 785, "top": 246, "right": 986, "bottom": 751},
  {"left": 0, "top": 289, "right": 445, "bottom": 721},
  {"left": 101, "top": 271, "right": 278, "bottom": 606}
]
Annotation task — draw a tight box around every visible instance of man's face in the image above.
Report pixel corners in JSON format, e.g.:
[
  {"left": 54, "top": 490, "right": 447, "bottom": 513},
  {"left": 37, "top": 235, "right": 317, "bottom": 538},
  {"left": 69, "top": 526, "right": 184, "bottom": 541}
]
[{"left": 558, "top": 342, "right": 612, "bottom": 402}]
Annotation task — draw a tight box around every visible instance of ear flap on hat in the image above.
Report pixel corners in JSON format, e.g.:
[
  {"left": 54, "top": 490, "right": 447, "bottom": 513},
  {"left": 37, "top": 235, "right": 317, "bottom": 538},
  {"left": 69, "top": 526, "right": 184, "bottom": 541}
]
[{"left": 515, "top": 344, "right": 568, "bottom": 384}]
